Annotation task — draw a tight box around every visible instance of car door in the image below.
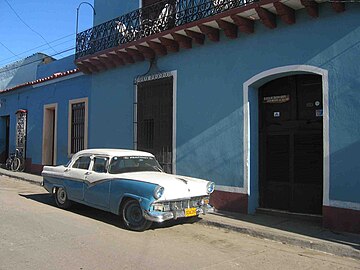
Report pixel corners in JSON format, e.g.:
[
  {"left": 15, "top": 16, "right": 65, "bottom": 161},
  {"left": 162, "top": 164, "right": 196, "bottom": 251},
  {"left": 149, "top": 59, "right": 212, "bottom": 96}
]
[
  {"left": 63, "top": 155, "right": 91, "bottom": 201},
  {"left": 83, "top": 156, "right": 111, "bottom": 209}
]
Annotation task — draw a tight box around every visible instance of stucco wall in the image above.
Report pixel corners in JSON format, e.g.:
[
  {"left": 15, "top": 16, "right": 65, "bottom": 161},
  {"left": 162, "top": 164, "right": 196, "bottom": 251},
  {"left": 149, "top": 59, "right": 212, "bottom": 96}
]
[
  {"left": 89, "top": 5, "right": 360, "bottom": 205},
  {"left": 37, "top": 55, "right": 77, "bottom": 78}
]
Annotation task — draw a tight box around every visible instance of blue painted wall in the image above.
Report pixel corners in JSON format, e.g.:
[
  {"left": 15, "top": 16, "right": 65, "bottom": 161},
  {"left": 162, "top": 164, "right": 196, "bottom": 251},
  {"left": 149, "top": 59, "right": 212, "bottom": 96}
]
[
  {"left": 0, "top": 56, "right": 91, "bottom": 166},
  {"left": 37, "top": 55, "right": 77, "bottom": 78},
  {"left": 94, "top": 0, "right": 140, "bottom": 25},
  {"left": 89, "top": 4, "right": 360, "bottom": 209}
]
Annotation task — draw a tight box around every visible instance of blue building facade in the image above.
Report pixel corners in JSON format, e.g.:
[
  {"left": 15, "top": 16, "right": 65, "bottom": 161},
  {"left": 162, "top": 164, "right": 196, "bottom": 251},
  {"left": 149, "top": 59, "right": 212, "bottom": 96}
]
[
  {"left": 1, "top": 0, "right": 359, "bottom": 233},
  {"left": 0, "top": 55, "right": 90, "bottom": 173}
]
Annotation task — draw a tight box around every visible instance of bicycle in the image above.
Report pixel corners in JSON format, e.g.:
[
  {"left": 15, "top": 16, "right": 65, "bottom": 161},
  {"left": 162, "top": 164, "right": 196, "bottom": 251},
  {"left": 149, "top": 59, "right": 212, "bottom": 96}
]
[{"left": 5, "top": 148, "right": 25, "bottom": 172}]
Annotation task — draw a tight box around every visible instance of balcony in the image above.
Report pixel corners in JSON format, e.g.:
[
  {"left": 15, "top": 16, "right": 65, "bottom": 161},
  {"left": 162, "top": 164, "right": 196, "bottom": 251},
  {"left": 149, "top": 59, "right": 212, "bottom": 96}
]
[{"left": 75, "top": 0, "right": 346, "bottom": 74}]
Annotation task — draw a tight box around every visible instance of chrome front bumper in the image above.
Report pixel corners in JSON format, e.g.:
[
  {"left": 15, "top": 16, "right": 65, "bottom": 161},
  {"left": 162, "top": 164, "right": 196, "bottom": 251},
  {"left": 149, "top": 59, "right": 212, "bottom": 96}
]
[{"left": 143, "top": 204, "right": 214, "bottom": 223}]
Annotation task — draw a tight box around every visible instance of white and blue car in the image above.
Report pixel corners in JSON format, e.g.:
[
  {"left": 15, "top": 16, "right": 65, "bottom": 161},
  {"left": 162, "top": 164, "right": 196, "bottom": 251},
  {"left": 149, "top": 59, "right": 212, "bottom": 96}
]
[{"left": 42, "top": 149, "right": 215, "bottom": 231}]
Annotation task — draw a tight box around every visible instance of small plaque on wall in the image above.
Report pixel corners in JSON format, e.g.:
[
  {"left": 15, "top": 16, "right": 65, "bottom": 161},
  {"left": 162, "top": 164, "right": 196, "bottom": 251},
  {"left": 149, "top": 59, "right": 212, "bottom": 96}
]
[{"left": 263, "top": 95, "right": 290, "bottom": 104}]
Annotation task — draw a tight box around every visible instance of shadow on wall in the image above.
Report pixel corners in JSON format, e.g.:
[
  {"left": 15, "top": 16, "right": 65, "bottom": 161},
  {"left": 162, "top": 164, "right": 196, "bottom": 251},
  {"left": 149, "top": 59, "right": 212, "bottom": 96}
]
[
  {"left": 330, "top": 139, "right": 360, "bottom": 203},
  {"left": 176, "top": 108, "right": 243, "bottom": 187}
]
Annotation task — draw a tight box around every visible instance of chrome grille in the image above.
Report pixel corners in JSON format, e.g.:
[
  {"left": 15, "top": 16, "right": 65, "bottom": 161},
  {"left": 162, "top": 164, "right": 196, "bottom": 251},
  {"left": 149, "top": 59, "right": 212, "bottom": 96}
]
[
  {"left": 152, "top": 196, "right": 209, "bottom": 212},
  {"left": 168, "top": 197, "right": 203, "bottom": 211}
]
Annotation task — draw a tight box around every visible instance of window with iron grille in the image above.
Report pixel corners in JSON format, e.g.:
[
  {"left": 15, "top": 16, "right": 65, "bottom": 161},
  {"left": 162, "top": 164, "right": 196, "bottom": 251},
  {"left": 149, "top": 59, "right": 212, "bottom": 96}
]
[{"left": 71, "top": 102, "right": 85, "bottom": 154}]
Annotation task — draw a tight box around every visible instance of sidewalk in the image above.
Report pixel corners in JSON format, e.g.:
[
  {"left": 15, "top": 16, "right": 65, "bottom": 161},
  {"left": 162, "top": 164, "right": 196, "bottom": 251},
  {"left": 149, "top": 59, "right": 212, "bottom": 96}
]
[
  {"left": 0, "top": 167, "right": 359, "bottom": 260},
  {"left": 199, "top": 211, "right": 360, "bottom": 260},
  {"left": 0, "top": 167, "right": 43, "bottom": 185}
]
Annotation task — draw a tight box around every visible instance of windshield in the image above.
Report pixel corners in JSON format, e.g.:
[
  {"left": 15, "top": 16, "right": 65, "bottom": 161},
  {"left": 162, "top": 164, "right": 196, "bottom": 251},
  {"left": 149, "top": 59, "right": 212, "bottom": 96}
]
[{"left": 108, "top": 156, "right": 163, "bottom": 174}]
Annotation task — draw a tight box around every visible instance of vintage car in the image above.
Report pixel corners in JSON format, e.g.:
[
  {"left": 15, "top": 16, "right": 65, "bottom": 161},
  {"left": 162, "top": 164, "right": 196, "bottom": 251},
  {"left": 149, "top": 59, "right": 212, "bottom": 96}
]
[{"left": 42, "top": 149, "right": 215, "bottom": 231}]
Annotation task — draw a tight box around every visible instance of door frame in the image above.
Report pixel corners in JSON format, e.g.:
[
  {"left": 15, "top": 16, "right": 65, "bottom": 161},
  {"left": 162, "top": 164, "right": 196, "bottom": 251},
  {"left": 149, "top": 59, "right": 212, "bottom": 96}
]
[
  {"left": 243, "top": 65, "right": 329, "bottom": 214},
  {"left": 42, "top": 103, "right": 58, "bottom": 165},
  {"left": 134, "top": 70, "right": 177, "bottom": 174}
]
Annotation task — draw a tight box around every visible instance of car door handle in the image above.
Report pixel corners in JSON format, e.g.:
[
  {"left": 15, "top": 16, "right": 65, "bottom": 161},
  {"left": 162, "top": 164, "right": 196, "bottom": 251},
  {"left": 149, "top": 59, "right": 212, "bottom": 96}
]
[
  {"left": 84, "top": 171, "right": 92, "bottom": 175},
  {"left": 64, "top": 168, "right": 70, "bottom": 172}
]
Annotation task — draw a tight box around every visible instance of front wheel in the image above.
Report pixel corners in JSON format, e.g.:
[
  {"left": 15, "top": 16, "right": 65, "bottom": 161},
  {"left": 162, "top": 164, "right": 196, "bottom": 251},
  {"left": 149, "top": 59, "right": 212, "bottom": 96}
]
[
  {"left": 11, "top": 157, "right": 21, "bottom": 171},
  {"left": 122, "top": 199, "right": 152, "bottom": 231},
  {"left": 54, "top": 187, "right": 72, "bottom": 209}
]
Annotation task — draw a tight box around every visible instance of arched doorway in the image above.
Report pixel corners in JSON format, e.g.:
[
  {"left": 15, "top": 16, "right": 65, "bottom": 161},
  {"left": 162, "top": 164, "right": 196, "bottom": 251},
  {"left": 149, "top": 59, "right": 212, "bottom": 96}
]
[
  {"left": 243, "top": 65, "right": 329, "bottom": 215},
  {"left": 258, "top": 74, "right": 323, "bottom": 215}
]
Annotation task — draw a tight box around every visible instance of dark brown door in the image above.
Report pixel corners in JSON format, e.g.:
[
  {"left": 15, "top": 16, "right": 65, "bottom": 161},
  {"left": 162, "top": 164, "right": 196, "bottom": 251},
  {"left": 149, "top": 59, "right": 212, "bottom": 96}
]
[
  {"left": 137, "top": 77, "right": 173, "bottom": 173},
  {"left": 0, "top": 116, "right": 10, "bottom": 163},
  {"left": 259, "top": 75, "right": 323, "bottom": 215},
  {"left": 5, "top": 116, "right": 9, "bottom": 161}
]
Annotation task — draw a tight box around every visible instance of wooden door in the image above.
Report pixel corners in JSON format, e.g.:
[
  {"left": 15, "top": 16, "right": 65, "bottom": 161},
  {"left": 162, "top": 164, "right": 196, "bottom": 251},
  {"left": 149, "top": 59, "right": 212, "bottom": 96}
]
[{"left": 259, "top": 75, "right": 323, "bottom": 214}]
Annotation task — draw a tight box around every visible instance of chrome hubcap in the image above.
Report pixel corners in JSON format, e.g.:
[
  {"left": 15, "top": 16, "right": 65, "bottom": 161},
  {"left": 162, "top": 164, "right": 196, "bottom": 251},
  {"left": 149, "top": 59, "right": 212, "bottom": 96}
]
[{"left": 57, "top": 188, "right": 66, "bottom": 204}]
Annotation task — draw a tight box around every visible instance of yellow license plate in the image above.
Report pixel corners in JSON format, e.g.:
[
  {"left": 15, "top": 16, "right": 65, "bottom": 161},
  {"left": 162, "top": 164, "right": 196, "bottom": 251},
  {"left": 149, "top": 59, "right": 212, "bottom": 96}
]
[{"left": 185, "top": 208, "right": 197, "bottom": 217}]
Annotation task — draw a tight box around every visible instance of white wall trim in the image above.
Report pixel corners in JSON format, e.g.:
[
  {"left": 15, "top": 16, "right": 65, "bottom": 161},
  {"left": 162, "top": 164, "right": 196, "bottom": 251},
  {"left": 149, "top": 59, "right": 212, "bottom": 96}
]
[
  {"left": 172, "top": 70, "right": 177, "bottom": 174},
  {"left": 42, "top": 103, "right": 57, "bottom": 165},
  {"left": 243, "top": 65, "right": 330, "bottom": 208},
  {"left": 329, "top": 200, "right": 360, "bottom": 211},
  {"left": 216, "top": 185, "right": 247, "bottom": 194},
  {"left": 68, "top": 97, "right": 89, "bottom": 157},
  {"left": 134, "top": 70, "right": 177, "bottom": 174},
  {"left": 33, "top": 73, "right": 83, "bottom": 88}
]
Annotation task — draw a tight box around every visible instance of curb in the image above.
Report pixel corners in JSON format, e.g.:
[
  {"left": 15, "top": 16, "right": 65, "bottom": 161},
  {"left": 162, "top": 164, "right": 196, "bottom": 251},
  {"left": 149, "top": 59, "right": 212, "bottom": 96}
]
[
  {"left": 199, "top": 219, "right": 360, "bottom": 260},
  {"left": 0, "top": 171, "right": 42, "bottom": 186}
]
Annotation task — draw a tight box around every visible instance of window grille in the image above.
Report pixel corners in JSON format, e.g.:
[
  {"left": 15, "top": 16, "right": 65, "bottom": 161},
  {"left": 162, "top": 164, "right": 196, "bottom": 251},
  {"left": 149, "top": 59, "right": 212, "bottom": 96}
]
[{"left": 71, "top": 102, "right": 85, "bottom": 154}]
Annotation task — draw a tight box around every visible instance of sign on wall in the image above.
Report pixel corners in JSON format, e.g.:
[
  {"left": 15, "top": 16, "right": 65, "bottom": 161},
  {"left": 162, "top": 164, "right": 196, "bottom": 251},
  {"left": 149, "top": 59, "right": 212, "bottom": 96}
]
[{"left": 263, "top": 94, "right": 290, "bottom": 104}]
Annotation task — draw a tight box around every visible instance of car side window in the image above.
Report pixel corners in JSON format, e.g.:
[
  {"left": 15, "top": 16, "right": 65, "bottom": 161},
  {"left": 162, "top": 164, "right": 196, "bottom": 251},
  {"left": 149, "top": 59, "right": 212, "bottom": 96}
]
[
  {"left": 72, "top": 156, "right": 91, "bottom": 170},
  {"left": 92, "top": 157, "right": 108, "bottom": 173}
]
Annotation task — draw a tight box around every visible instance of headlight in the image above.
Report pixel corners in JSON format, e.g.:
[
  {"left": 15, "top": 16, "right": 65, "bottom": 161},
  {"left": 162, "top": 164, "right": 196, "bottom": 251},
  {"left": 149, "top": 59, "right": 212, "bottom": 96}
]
[
  {"left": 154, "top": 185, "right": 164, "bottom": 199},
  {"left": 206, "top": 182, "right": 215, "bottom": 194}
]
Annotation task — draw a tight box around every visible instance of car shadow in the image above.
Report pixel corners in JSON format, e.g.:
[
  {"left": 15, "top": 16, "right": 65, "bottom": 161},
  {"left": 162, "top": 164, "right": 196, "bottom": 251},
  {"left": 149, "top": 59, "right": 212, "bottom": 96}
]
[{"left": 19, "top": 193, "right": 201, "bottom": 231}]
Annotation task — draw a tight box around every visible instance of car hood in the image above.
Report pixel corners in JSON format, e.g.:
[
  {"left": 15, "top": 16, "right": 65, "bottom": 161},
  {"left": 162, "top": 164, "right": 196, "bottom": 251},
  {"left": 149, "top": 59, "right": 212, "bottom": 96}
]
[{"left": 116, "top": 171, "right": 211, "bottom": 201}]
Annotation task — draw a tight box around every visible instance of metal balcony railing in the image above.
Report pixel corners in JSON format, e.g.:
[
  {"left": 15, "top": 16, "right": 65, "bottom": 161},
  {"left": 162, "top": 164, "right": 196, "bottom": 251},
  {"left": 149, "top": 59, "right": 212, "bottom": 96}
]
[{"left": 75, "top": 0, "right": 255, "bottom": 59}]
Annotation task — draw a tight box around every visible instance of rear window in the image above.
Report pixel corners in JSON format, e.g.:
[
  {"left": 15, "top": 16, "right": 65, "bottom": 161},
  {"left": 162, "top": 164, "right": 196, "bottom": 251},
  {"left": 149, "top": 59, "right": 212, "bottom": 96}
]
[{"left": 72, "top": 156, "right": 91, "bottom": 170}]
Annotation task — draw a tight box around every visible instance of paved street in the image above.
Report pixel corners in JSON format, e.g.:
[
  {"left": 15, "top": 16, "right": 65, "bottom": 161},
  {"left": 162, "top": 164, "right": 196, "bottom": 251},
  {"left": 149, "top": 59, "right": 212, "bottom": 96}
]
[{"left": 0, "top": 176, "right": 359, "bottom": 270}]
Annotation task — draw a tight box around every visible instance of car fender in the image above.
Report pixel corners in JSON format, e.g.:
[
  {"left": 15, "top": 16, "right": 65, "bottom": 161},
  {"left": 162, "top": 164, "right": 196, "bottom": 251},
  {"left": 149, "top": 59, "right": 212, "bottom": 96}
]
[
  {"left": 108, "top": 179, "right": 158, "bottom": 215},
  {"left": 120, "top": 193, "right": 153, "bottom": 213},
  {"left": 42, "top": 178, "right": 64, "bottom": 194}
]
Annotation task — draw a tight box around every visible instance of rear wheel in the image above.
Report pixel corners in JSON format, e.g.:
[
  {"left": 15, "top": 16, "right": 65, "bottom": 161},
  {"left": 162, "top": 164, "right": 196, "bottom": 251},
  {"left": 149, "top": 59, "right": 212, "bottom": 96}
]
[
  {"left": 54, "top": 187, "right": 72, "bottom": 209},
  {"left": 122, "top": 199, "right": 152, "bottom": 231}
]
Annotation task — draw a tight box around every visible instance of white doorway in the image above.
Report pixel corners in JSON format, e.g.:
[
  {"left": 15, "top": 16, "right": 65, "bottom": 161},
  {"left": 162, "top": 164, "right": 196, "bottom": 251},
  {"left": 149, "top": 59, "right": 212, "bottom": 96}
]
[{"left": 42, "top": 104, "right": 57, "bottom": 165}]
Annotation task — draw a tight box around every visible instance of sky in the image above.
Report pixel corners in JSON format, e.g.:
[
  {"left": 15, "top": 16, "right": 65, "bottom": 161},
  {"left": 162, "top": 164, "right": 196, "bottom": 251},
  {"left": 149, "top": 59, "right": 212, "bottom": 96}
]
[{"left": 0, "top": 0, "right": 94, "bottom": 68}]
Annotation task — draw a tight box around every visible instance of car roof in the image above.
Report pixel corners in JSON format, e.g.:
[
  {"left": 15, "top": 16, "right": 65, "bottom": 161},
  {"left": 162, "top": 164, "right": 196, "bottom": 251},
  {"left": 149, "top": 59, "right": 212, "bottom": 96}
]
[{"left": 73, "top": 148, "right": 154, "bottom": 158}]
